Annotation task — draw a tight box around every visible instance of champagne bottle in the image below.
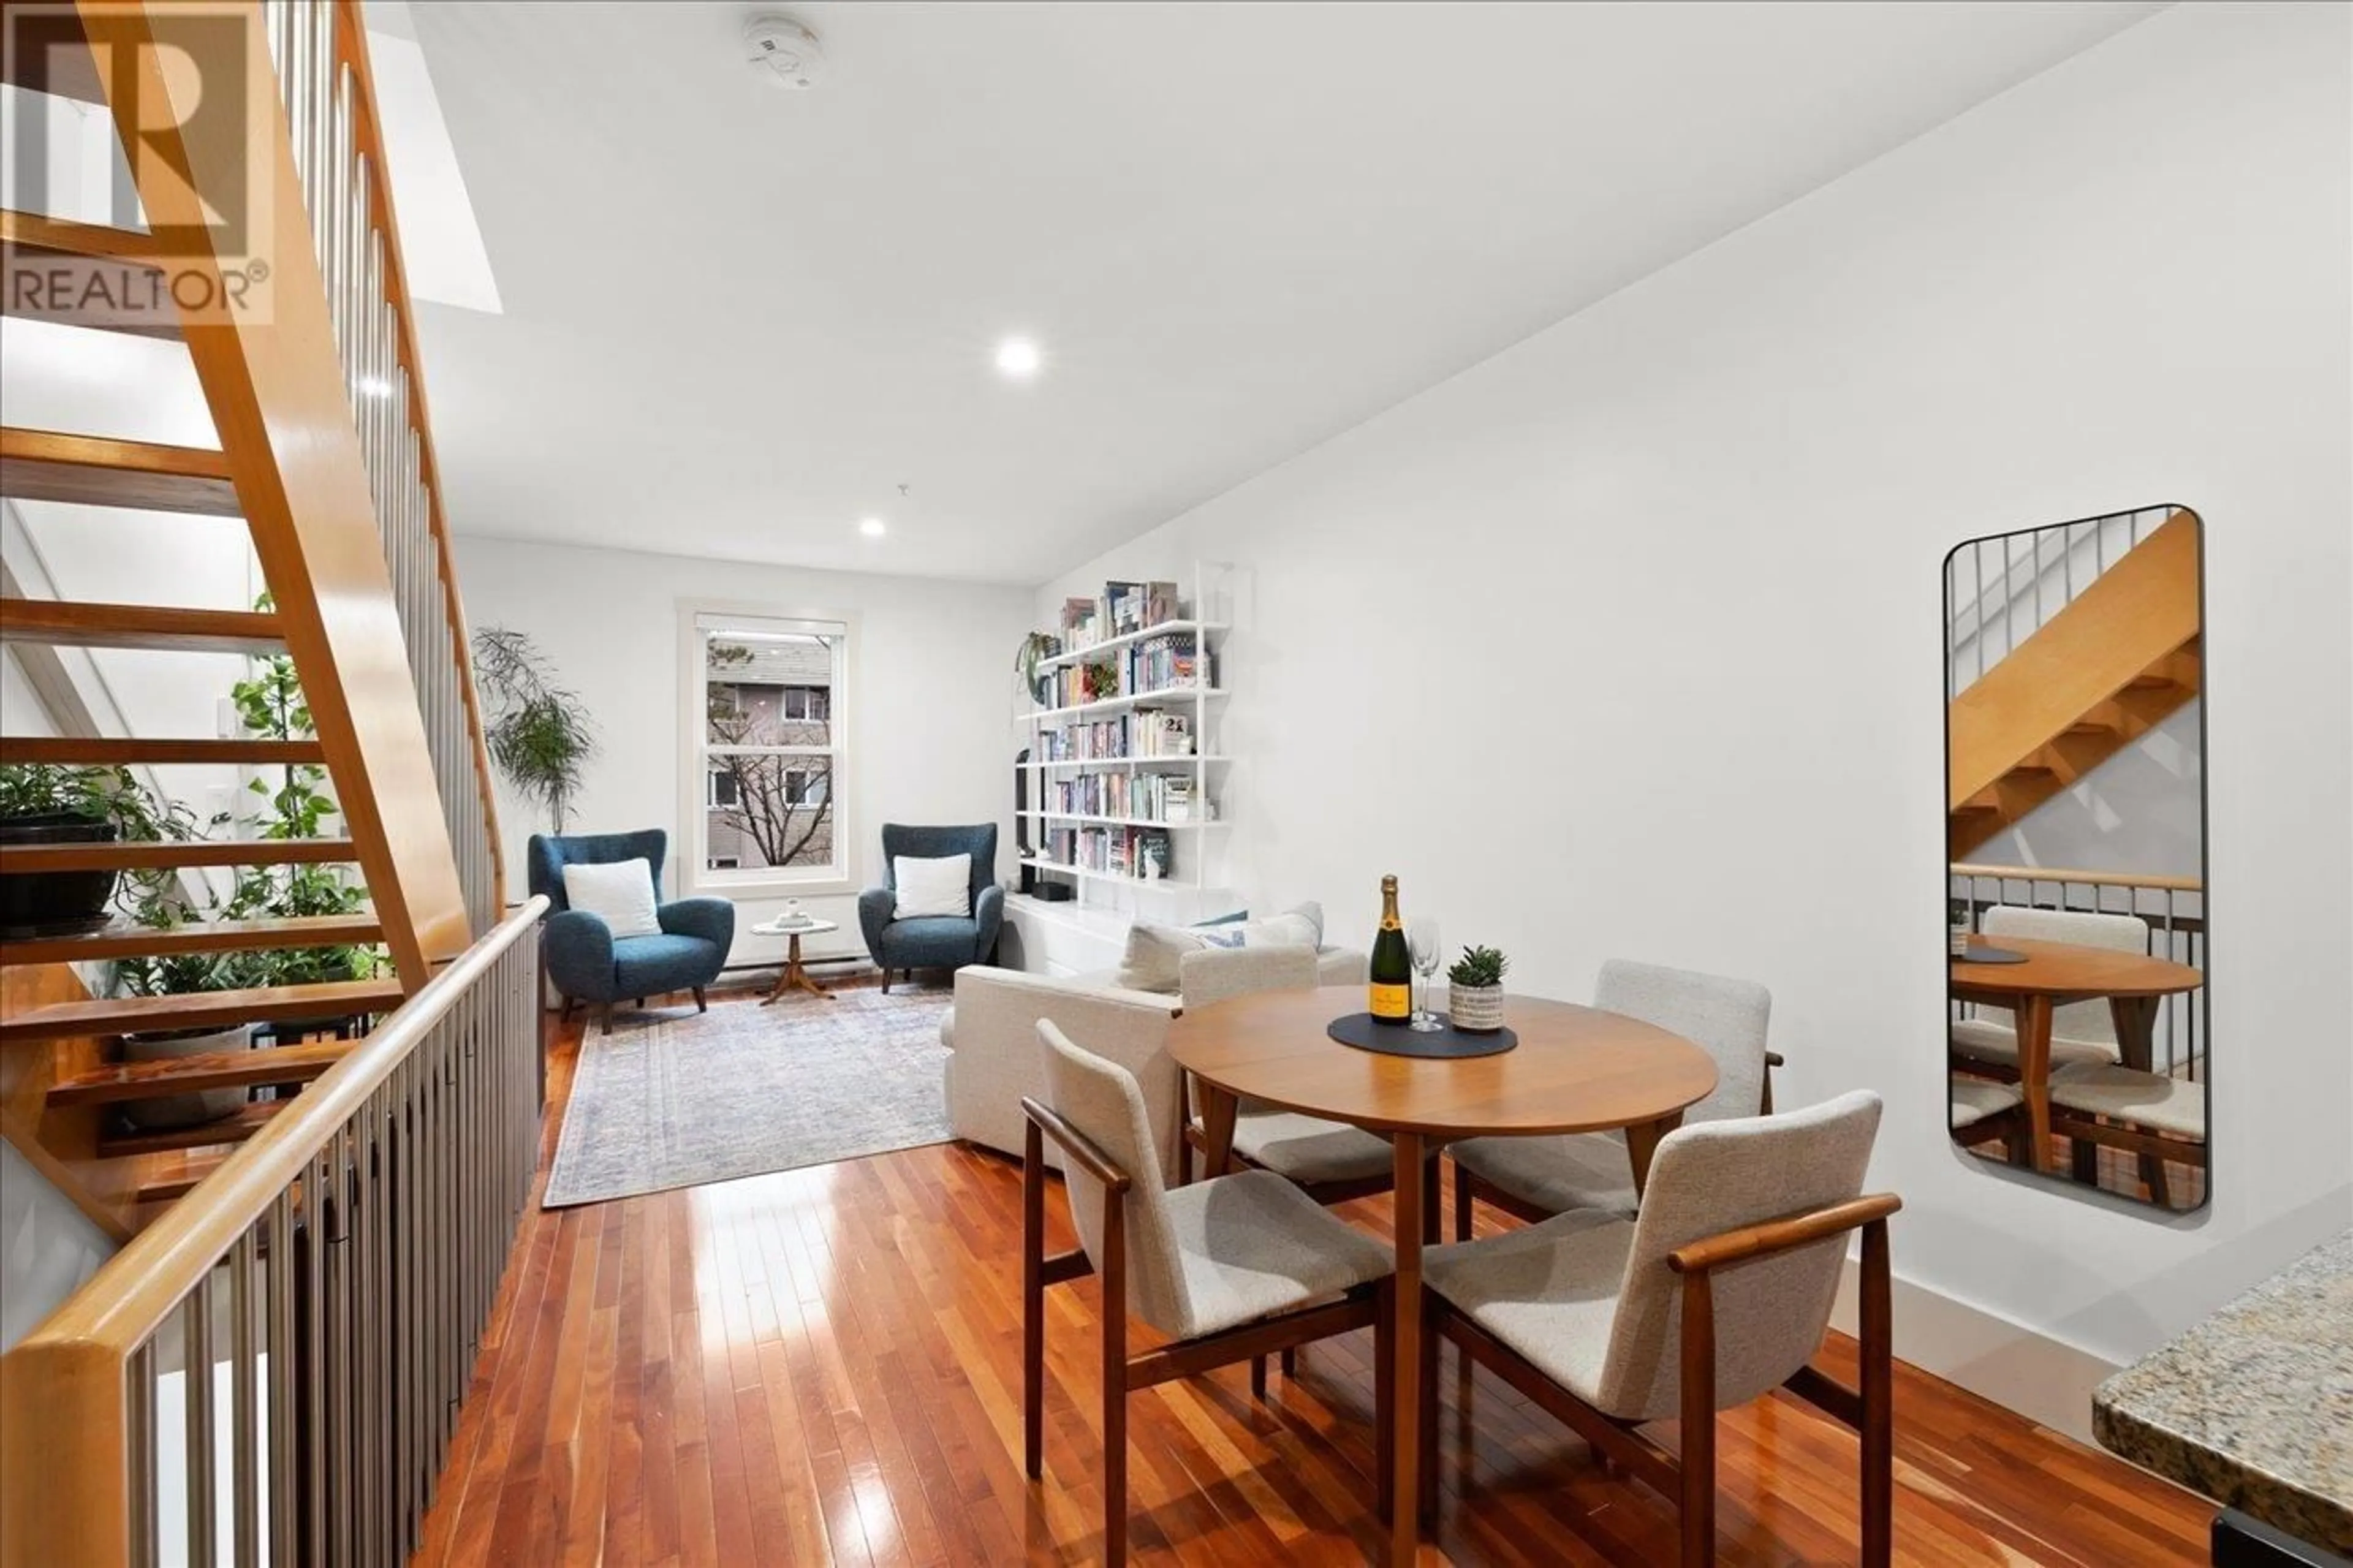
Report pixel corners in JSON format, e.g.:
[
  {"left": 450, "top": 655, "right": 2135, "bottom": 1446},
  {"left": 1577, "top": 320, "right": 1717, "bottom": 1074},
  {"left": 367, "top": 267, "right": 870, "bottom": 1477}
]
[{"left": 1369, "top": 874, "right": 1412, "bottom": 1025}]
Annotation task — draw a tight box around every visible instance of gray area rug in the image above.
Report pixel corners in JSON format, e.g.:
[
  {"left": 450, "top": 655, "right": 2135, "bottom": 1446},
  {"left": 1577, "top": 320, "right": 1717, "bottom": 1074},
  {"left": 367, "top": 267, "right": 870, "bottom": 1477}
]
[{"left": 543, "top": 988, "right": 955, "bottom": 1208}]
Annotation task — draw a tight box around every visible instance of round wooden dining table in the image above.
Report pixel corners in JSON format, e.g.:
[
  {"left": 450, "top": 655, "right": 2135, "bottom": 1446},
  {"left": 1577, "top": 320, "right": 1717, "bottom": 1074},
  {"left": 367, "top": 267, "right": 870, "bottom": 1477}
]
[
  {"left": 1168, "top": 984, "right": 1719, "bottom": 1568},
  {"left": 1949, "top": 935, "right": 2202, "bottom": 1173}
]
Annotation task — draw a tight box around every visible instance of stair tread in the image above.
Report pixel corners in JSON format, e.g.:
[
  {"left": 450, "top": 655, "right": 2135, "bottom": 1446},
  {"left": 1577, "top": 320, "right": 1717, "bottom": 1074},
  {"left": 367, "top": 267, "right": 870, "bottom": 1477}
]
[
  {"left": 49, "top": 1040, "right": 356, "bottom": 1105},
  {"left": 0, "top": 838, "right": 360, "bottom": 874},
  {"left": 100, "top": 1100, "right": 284, "bottom": 1159},
  {"left": 0, "top": 914, "right": 383, "bottom": 965},
  {"left": 0, "top": 979, "right": 403, "bottom": 1044},
  {"left": 1, "top": 211, "right": 179, "bottom": 340},
  {"left": 0, "top": 598, "right": 279, "bottom": 653},
  {"left": 0, "top": 737, "right": 327, "bottom": 767},
  {"left": 0, "top": 428, "right": 238, "bottom": 517}
]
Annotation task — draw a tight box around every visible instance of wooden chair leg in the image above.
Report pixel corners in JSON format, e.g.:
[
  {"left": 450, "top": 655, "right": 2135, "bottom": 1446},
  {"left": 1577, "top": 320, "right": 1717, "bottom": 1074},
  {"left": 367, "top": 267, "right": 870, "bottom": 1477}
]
[
  {"left": 1422, "top": 1153, "right": 1442, "bottom": 1246},
  {"left": 1453, "top": 1163, "right": 1475, "bottom": 1242},
  {"left": 1279, "top": 1347, "right": 1295, "bottom": 1379},
  {"left": 1679, "top": 1270, "right": 1718, "bottom": 1568},
  {"left": 635, "top": 996, "right": 646, "bottom": 1008},
  {"left": 1860, "top": 1218, "right": 1895, "bottom": 1567},
  {"left": 598, "top": 1002, "right": 614, "bottom": 1037},
  {"left": 881, "top": 968, "right": 892, "bottom": 994},
  {"left": 1250, "top": 1355, "right": 1268, "bottom": 1400},
  {"left": 1101, "top": 1164, "right": 1130, "bottom": 1568},
  {"left": 692, "top": 985, "right": 708, "bottom": 1013},
  {"left": 1374, "top": 1278, "right": 1395, "bottom": 1524},
  {"left": 1417, "top": 1294, "right": 1442, "bottom": 1527},
  {"left": 1023, "top": 1120, "right": 1047, "bottom": 1481},
  {"left": 2142, "top": 1153, "right": 2172, "bottom": 1205},
  {"left": 558, "top": 995, "right": 577, "bottom": 1026}
]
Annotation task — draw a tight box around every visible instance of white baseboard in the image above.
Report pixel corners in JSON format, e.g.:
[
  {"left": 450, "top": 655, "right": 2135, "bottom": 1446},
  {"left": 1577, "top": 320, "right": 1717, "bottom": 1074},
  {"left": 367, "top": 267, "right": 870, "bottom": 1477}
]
[{"left": 1830, "top": 1263, "right": 2118, "bottom": 1445}]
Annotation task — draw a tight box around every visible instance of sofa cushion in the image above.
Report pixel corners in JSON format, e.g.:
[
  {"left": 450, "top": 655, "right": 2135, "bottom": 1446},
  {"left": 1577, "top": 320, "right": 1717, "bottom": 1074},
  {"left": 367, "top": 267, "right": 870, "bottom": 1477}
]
[
  {"left": 1115, "top": 902, "right": 1325, "bottom": 993},
  {"left": 563, "top": 857, "right": 662, "bottom": 938},
  {"left": 894, "top": 853, "right": 972, "bottom": 918},
  {"left": 611, "top": 932, "right": 719, "bottom": 993},
  {"left": 883, "top": 914, "right": 982, "bottom": 967}
]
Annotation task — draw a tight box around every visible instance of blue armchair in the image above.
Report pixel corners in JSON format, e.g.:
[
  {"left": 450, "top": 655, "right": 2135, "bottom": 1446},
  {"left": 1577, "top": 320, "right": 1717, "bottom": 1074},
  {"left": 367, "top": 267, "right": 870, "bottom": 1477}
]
[
  {"left": 528, "top": 829, "right": 735, "bottom": 1034},
  {"left": 857, "top": 824, "right": 1002, "bottom": 992}
]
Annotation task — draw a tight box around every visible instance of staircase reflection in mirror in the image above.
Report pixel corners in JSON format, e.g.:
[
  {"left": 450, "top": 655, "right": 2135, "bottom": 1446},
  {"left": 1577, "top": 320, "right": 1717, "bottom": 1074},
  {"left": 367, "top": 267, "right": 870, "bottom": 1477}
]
[{"left": 1942, "top": 506, "right": 2207, "bottom": 1212}]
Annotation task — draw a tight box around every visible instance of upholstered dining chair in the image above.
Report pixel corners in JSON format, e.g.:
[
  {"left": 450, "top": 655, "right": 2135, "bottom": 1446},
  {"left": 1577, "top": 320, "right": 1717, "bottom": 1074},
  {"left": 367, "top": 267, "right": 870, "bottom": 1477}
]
[
  {"left": 2047, "top": 1063, "right": 2207, "bottom": 1205},
  {"left": 1949, "top": 1075, "right": 2031, "bottom": 1164},
  {"left": 1175, "top": 944, "right": 1436, "bottom": 1387},
  {"left": 1418, "top": 1090, "right": 1897, "bottom": 1567},
  {"left": 1022, "top": 1021, "right": 1396, "bottom": 1566},
  {"left": 1175, "top": 946, "right": 1430, "bottom": 1208},
  {"left": 1949, "top": 904, "right": 2149, "bottom": 1073},
  {"left": 857, "top": 823, "right": 1002, "bottom": 991},
  {"left": 1449, "top": 960, "right": 1778, "bottom": 1238},
  {"left": 528, "top": 830, "right": 734, "bottom": 1035}
]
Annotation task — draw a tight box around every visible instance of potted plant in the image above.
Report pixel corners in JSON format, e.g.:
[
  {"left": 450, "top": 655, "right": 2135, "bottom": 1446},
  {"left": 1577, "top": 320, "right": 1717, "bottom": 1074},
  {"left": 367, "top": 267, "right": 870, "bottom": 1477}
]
[
  {"left": 215, "top": 616, "right": 387, "bottom": 1042},
  {"left": 472, "top": 626, "right": 599, "bottom": 832},
  {"left": 1447, "top": 945, "right": 1510, "bottom": 1033},
  {"left": 0, "top": 763, "right": 189, "bottom": 937},
  {"left": 1014, "top": 631, "right": 1061, "bottom": 707},
  {"left": 112, "top": 618, "right": 387, "bottom": 1129}
]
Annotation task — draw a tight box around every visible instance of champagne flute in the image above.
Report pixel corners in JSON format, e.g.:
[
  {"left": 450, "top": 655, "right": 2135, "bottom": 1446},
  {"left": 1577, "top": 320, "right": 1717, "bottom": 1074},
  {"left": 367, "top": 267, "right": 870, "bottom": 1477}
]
[{"left": 1408, "top": 917, "right": 1442, "bottom": 1031}]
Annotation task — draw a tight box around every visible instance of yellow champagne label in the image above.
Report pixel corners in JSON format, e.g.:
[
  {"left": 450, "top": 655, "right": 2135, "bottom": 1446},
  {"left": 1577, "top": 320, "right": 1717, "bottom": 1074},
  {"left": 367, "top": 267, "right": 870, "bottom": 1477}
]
[{"left": 1369, "top": 983, "right": 1411, "bottom": 1020}]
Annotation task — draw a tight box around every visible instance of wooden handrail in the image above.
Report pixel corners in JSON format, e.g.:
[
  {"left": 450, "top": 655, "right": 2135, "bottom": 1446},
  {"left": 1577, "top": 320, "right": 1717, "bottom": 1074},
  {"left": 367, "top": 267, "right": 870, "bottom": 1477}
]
[
  {"left": 0, "top": 898, "right": 542, "bottom": 1361},
  {"left": 328, "top": 0, "right": 505, "bottom": 912},
  {"left": 1667, "top": 1192, "right": 1903, "bottom": 1275},
  {"left": 1950, "top": 862, "right": 2203, "bottom": 895}
]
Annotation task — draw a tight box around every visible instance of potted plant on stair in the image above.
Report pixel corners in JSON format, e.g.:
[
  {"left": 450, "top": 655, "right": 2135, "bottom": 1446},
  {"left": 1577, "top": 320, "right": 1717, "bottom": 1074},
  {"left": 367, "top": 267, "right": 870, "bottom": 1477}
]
[
  {"left": 108, "top": 614, "right": 389, "bottom": 1130},
  {"left": 0, "top": 763, "right": 192, "bottom": 937},
  {"left": 216, "top": 616, "right": 387, "bottom": 1046}
]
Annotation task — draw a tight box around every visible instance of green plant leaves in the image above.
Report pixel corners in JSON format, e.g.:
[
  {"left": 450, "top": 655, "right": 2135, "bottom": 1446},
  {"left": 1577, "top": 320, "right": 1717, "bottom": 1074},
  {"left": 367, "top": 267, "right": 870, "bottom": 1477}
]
[{"left": 472, "top": 627, "right": 597, "bottom": 832}]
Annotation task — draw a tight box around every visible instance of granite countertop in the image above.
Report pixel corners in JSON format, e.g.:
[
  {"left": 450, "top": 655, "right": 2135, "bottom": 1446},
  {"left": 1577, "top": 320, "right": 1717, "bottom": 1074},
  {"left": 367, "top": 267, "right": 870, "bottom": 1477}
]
[{"left": 2093, "top": 1231, "right": 2353, "bottom": 1551}]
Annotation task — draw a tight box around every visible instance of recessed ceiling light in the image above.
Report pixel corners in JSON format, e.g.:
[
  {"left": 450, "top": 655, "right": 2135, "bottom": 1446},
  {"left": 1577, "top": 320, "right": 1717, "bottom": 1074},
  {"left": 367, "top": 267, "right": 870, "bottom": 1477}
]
[
  {"left": 859, "top": 516, "right": 887, "bottom": 537},
  {"left": 995, "top": 338, "right": 1042, "bottom": 379}
]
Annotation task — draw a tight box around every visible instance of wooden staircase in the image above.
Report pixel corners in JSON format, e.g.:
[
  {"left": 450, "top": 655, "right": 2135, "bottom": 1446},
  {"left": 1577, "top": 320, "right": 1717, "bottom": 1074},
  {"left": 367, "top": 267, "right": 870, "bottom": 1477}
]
[
  {"left": 0, "top": 0, "right": 503, "bottom": 1241},
  {"left": 1949, "top": 511, "right": 2202, "bottom": 858}
]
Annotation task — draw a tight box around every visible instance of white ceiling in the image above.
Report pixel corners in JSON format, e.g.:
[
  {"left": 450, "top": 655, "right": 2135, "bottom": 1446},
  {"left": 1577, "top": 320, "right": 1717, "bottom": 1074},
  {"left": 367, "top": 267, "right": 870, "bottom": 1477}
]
[{"left": 404, "top": 1, "right": 2163, "bottom": 586}]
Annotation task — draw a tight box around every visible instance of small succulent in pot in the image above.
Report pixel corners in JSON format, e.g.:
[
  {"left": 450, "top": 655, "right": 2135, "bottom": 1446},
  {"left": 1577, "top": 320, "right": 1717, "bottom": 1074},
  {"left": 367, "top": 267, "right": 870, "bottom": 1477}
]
[{"left": 1447, "top": 945, "right": 1510, "bottom": 1033}]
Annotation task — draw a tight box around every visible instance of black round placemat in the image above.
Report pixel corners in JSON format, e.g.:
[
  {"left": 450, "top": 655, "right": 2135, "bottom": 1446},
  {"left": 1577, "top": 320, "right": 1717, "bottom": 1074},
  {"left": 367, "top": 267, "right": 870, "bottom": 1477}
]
[
  {"left": 1953, "top": 945, "right": 2029, "bottom": 965},
  {"left": 1327, "top": 1012, "right": 1518, "bottom": 1059}
]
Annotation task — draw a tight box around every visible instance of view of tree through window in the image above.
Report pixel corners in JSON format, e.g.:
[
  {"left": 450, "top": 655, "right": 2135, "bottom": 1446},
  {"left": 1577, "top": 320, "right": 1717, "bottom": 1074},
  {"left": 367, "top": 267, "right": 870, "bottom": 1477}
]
[{"left": 695, "top": 615, "right": 845, "bottom": 881}]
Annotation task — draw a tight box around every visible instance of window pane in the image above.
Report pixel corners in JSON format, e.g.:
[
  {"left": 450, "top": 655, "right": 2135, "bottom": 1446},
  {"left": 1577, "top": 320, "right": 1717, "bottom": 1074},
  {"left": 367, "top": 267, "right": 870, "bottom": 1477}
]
[
  {"left": 706, "top": 632, "right": 836, "bottom": 748},
  {"left": 704, "top": 752, "right": 837, "bottom": 873}
]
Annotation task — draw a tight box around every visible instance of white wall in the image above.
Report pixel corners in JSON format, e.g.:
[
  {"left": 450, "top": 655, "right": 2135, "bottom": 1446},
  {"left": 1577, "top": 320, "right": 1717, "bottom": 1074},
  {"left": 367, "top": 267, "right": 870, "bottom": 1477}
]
[
  {"left": 452, "top": 536, "right": 1034, "bottom": 967},
  {"left": 1035, "top": 0, "right": 2352, "bottom": 1420}
]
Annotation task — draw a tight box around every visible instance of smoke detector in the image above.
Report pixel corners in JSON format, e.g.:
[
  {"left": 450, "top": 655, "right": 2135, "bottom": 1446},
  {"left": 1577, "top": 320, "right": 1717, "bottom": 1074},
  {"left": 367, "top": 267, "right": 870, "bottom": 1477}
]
[{"left": 744, "top": 15, "right": 825, "bottom": 90}]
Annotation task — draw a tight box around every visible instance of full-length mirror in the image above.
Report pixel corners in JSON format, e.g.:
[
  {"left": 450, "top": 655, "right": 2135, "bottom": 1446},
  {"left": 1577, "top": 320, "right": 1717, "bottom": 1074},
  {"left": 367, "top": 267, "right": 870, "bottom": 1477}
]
[{"left": 1944, "top": 506, "right": 2208, "bottom": 1211}]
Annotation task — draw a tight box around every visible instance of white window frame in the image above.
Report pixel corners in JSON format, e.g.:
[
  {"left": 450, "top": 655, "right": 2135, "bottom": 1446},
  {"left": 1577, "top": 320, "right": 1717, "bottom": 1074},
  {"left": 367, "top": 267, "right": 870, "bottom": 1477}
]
[{"left": 678, "top": 602, "right": 855, "bottom": 896}]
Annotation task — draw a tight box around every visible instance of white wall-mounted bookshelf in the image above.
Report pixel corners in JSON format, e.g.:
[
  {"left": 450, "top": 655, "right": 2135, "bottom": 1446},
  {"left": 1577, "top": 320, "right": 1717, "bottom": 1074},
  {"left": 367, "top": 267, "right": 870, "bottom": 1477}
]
[{"left": 1017, "top": 562, "right": 1236, "bottom": 916}]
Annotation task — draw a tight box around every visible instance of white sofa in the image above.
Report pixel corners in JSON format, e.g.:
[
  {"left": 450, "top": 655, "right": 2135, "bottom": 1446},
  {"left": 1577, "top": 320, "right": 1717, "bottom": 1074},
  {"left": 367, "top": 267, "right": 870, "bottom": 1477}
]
[{"left": 941, "top": 948, "right": 1365, "bottom": 1179}]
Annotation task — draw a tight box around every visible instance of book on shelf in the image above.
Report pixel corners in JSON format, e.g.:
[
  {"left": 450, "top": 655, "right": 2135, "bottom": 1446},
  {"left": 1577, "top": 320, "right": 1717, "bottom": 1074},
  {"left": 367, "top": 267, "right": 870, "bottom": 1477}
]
[
  {"left": 1054, "top": 577, "right": 1191, "bottom": 654},
  {"left": 1038, "top": 824, "right": 1178, "bottom": 881},
  {"left": 1033, "top": 708, "right": 1194, "bottom": 763}
]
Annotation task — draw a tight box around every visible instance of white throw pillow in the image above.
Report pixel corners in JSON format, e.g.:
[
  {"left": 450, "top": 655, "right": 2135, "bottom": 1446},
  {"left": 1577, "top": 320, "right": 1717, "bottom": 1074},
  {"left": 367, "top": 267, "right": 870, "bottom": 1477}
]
[
  {"left": 1115, "top": 901, "right": 1325, "bottom": 993},
  {"left": 894, "top": 854, "right": 972, "bottom": 919},
  {"left": 563, "top": 858, "right": 662, "bottom": 939}
]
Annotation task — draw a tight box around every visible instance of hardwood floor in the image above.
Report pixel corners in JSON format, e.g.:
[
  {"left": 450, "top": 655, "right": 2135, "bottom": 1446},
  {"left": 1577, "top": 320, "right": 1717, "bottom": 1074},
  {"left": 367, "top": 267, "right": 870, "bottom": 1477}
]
[{"left": 412, "top": 985, "right": 2213, "bottom": 1566}]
